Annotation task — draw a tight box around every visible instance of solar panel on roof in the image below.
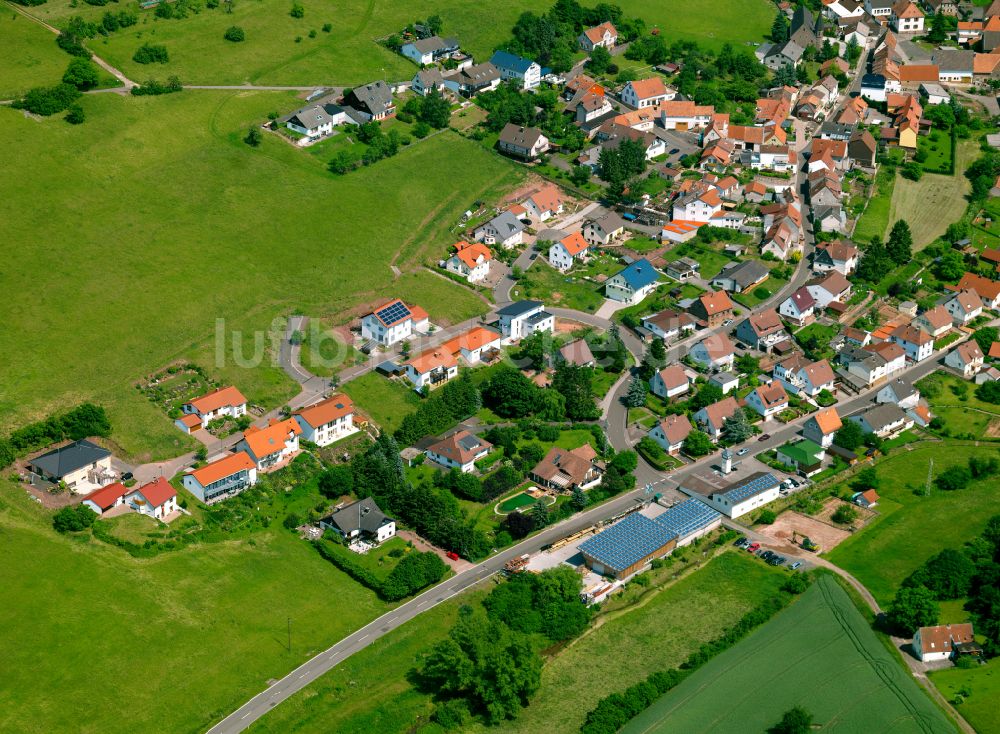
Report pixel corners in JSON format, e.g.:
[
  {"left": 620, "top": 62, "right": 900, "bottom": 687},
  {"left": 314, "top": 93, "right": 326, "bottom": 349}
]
[
  {"left": 654, "top": 499, "right": 721, "bottom": 539},
  {"left": 578, "top": 514, "right": 677, "bottom": 574},
  {"left": 376, "top": 300, "right": 411, "bottom": 325},
  {"left": 724, "top": 473, "right": 779, "bottom": 504}
]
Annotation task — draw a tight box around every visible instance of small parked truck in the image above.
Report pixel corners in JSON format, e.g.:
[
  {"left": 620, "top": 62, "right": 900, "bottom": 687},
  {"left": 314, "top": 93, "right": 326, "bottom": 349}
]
[{"left": 504, "top": 554, "right": 530, "bottom": 574}]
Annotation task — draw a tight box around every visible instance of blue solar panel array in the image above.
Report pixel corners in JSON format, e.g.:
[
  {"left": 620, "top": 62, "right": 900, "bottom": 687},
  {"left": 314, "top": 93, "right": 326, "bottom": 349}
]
[
  {"left": 655, "top": 499, "right": 721, "bottom": 540},
  {"left": 376, "top": 300, "right": 411, "bottom": 325},
  {"left": 579, "top": 513, "right": 677, "bottom": 574},
  {"left": 724, "top": 472, "right": 780, "bottom": 504}
]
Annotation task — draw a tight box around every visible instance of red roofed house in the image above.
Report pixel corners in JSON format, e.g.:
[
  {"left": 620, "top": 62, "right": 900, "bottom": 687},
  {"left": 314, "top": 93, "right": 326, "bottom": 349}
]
[
  {"left": 621, "top": 77, "right": 673, "bottom": 109},
  {"left": 405, "top": 348, "right": 458, "bottom": 391},
  {"left": 125, "top": 477, "right": 178, "bottom": 520},
  {"left": 945, "top": 289, "right": 984, "bottom": 326},
  {"left": 82, "top": 481, "right": 130, "bottom": 515},
  {"left": 425, "top": 430, "right": 493, "bottom": 473},
  {"left": 890, "top": 323, "right": 934, "bottom": 362},
  {"left": 802, "top": 406, "right": 842, "bottom": 447},
  {"left": 694, "top": 396, "right": 740, "bottom": 441},
  {"left": 688, "top": 289, "right": 735, "bottom": 328},
  {"left": 649, "top": 414, "right": 693, "bottom": 454},
  {"left": 913, "top": 623, "right": 977, "bottom": 663},
  {"left": 746, "top": 380, "right": 790, "bottom": 418},
  {"left": 578, "top": 21, "right": 618, "bottom": 52},
  {"left": 853, "top": 488, "right": 880, "bottom": 509},
  {"left": 531, "top": 444, "right": 603, "bottom": 491},
  {"left": 650, "top": 364, "right": 691, "bottom": 400},
  {"left": 691, "top": 333, "right": 736, "bottom": 372},
  {"left": 182, "top": 451, "right": 258, "bottom": 504},
  {"left": 945, "top": 340, "right": 985, "bottom": 378},
  {"left": 236, "top": 418, "right": 302, "bottom": 471},
  {"left": 181, "top": 386, "right": 248, "bottom": 429},
  {"left": 440, "top": 326, "right": 503, "bottom": 365},
  {"left": 952, "top": 272, "right": 1000, "bottom": 309},
  {"left": 548, "top": 231, "right": 591, "bottom": 271},
  {"left": 445, "top": 241, "right": 492, "bottom": 283},
  {"left": 779, "top": 287, "right": 817, "bottom": 326},
  {"left": 361, "top": 299, "right": 429, "bottom": 348},
  {"left": 293, "top": 393, "right": 356, "bottom": 447},
  {"left": 891, "top": 0, "right": 924, "bottom": 33},
  {"left": 522, "top": 184, "right": 565, "bottom": 221}
]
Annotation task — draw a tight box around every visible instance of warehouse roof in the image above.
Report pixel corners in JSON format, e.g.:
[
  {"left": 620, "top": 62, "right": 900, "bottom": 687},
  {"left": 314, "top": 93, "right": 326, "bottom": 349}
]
[
  {"left": 655, "top": 498, "right": 722, "bottom": 540},
  {"left": 578, "top": 513, "right": 677, "bottom": 574}
]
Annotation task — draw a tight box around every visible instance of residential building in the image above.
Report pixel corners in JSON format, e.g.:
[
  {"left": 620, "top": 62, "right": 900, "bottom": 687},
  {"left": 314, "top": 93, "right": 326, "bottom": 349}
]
[
  {"left": 82, "top": 481, "right": 129, "bottom": 515},
  {"left": 849, "top": 130, "right": 878, "bottom": 169},
  {"left": 658, "top": 100, "right": 716, "bottom": 131},
  {"left": 853, "top": 488, "right": 880, "bottom": 508},
  {"left": 360, "top": 299, "right": 429, "bottom": 347},
  {"left": 876, "top": 378, "right": 920, "bottom": 409},
  {"left": 849, "top": 403, "right": 913, "bottom": 437},
  {"left": 582, "top": 212, "right": 627, "bottom": 246},
  {"left": 736, "top": 309, "right": 786, "bottom": 352},
  {"left": 690, "top": 333, "right": 736, "bottom": 372},
  {"left": 945, "top": 341, "right": 985, "bottom": 378},
  {"left": 496, "top": 300, "right": 555, "bottom": 341},
  {"left": 181, "top": 385, "right": 248, "bottom": 429},
  {"left": 442, "top": 62, "right": 502, "bottom": 97},
  {"left": 522, "top": 184, "right": 564, "bottom": 221},
  {"left": 776, "top": 439, "right": 826, "bottom": 476},
  {"left": 763, "top": 40, "right": 805, "bottom": 70},
  {"left": 548, "top": 232, "right": 590, "bottom": 271},
  {"left": 320, "top": 497, "right": 396, "bottom": 544},
  {"left": 474, "top": 209, "right": 526, "bottom": 249},
  {"left": 621, "top": 77, "right": 673, "bottom": 109},
  {"left": 425, "top": 430, "right": 493, "bottom": 473},
  {"left": 807, "top": 271, "right": 852, "bottom": 308},
  {"left": 412, "top": 68, "right": 446, "bottom": 96},
  {"left": 181, "top": 451, "right": 258, "bottom": 504},
  {"left": 913, "top": 624, "right": 977, "bottom": 663},
  {"left": 405, "top": 348, "right": 458, "bottom": 391},
  {"left": 445, "top": 240, "right": 492, "bottom": 283},
  {"left": 913, "top": 305, "right": 953, "bottom": 338},
  {"left": 649, "top": 414, "right": 693, "bottom": 454},
  {"left": 125, "top": 477, "right": 178, "bottom": 520},
  {"left": 694, "top": 396, "right": 741, "bottom": 441},
  {"left": 440, "top": 326, "right": 503, "bottom": 365},
  {"left": 281, "top": 102, "right": 347, "bottom": 139},
  {"left": 779, "top": 287, "right": 817, "bottom": 326},
  {"left": 746, "top": 380, "right": 790, "bottom": 418},
  {"left": 559, "top": 339, "right": 596, "bottom": 367},
  {"left": 890, "top": 323, "right": 934, "bottom": 362},
  {"left": 688, "top": 290, "right": 735, "bottom": 328},
  {"left": 801, "top": 406, "right": 842, "bottom": 447},
  {"left": 665, "top": 257, "right": 700, "bottom": 281},
  {"left": 952, "top": 272, "right": 1000, "bottom": 309},
  {"left": 530, "top": 444, "right": 603, "bottom": 492},
  {"left": 641, "top": 309, "right": 697, "bottom": 342},
  {"left": 497, "top": 123, "right": 549, "bottom": 159},
  {"left": 578, "top": 21, "right": 618, "bottom": 51},
  {"left": 945, "top": 289, "right": 983, "bottom": 326},
  {"left": 934, "top": 48, "right": 974, "bottom": 82},
  {"left": 774, "top": 356, "right": 836, "bottom": 397},
  {"left": 236, "top": 418, "right": 302, "bottom": 470},
  {"left": 672, "top": 188, "right": 723, "bottom": 222},
  {"left": 400, "top": 35, "right": 459, "bottom": 65},
  {"left": 490, "top": 50, "right": 542, "bottom": 89},
  {"left": 891, "top": 0, "right": 924, "bottom": 32},
  {"left": 650, "top": 364, "right": 690, "bottom": 400},
  {"left": 343, "top": 81, "right": 395, "bottom": 120},
  {"left": 711, "top": 371, "right": 740, "bottom": 395},
  {"left": 605, "top": 259, "right": 660, "bottom": 305},
  {"left": 293, "top": 393, "right": 356, "bottom": 447},
  {"left": 28, "top": 439, "right": 115, "bottom": 493},
  {"left": 710, "top": 260, "right": 770, "bottom": 294}
]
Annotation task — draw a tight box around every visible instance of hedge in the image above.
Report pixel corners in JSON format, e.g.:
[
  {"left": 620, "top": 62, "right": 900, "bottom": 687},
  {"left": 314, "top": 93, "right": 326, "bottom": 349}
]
[{"left": 314, "top": 538, "right": 447, "bottom": 601}]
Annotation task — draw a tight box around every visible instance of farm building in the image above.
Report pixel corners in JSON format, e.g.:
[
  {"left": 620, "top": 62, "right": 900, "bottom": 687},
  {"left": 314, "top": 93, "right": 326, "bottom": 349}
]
[{"left": 912, "top": 623, "right": 979, "bottom": 663}]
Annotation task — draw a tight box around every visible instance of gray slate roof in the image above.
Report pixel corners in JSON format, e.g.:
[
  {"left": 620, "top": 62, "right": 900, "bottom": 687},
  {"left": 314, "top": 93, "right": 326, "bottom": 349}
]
[
  {"left": 324, "top": 497, "right": 392, "bottom": 535},
  {"left": 348, "top": 81, "right": 393, "bottom": 115},
  {"left": 31, "top": 439, "right": 110, "bottom": 478}
]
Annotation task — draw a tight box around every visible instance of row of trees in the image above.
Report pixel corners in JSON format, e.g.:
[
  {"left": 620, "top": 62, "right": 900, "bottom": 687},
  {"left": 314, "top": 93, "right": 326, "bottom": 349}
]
[
  {"left": 855, "top": 220, "right": 912, "bottom": 283},
  {"left": 394, "top": 371, "right": 481, "bottom": 447},
  {"left": 1, "top": 403, "right": 111, "bottom": 469}
]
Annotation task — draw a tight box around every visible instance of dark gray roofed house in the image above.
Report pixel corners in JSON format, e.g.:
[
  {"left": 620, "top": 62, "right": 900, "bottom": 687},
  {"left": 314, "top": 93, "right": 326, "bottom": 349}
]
[
  {"left": 343, "top": 81, "right": 396, "bottom": 120},
  {"left": 711, "top": 260, "right": 770, "bottom": 293},
  {"left": 497, "top": 123, "right": 550, "bottom": 160},
  {"left": 30, "top": 439, "right": 111, "bottom": 481},
  {"left": 320, "top": 497, "right": 396, "bottom": 544},
  {"left": 443, "top": 62, "right": 501, "bottom": 97}
]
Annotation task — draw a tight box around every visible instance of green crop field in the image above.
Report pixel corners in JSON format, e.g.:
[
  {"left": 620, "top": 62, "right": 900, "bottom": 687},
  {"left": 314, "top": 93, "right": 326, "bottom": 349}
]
[
  {"left": 931, "top": 661, "right": 1000, "bottom": 734},
  {"left": 0, "top": 489, "right": 393, "bottom": 734},
  {"left": 825, "top": 443, "right": 1000, "bottom": 605},
  {"left": 0, "top": 91, "right": 516, "bottom": 460},
  {"left": 622, "top": 576, "right": 957, "bottom": 734},
  {"left": 616, "top": 0, "right": 774, "bottom": 50}
]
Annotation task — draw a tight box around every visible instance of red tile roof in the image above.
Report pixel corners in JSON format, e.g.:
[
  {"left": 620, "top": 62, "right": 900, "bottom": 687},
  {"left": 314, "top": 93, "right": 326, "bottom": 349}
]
[
  {"left": 188, "top": 451, "right": 256, "bottom": 487},
  {"left": 131, "top": 477, "right": 176, "bottom": 508},
  {"left": 294, "top": 393, "right": 354, "bottom": 429},
  {"left": 85, "top": 481, "right": 129, "bottom": 510},
  {"left": 187, "top": 386, "right": 247, "bottom": 414}
]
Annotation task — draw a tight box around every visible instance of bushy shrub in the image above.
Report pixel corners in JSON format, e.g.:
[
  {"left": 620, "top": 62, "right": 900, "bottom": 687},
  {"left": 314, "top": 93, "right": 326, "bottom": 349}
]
[
  {"left": 133, "top": 43, "right": 169, "bottom": 64},
  {"left": 12, "top": 83, "right": 81, "bottom": 116},
  {"left": 53, "top": 505, "right": 97, "bottom": 533},
  {"left": 224, "top": 25, "right": 245, "bottom": 42}
]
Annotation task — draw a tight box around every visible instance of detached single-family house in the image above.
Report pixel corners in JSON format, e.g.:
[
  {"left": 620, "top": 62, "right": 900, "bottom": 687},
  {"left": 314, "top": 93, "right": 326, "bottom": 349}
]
[
  {"left": 29, "top": 439, "right": 115, "bottom": 493},
  {"left": 807, "top": 271, "right": 852, "bottom": 309},
  {"left": 710, "top": 371, "right": 740, "bottom": 395},
  {"left": 181, "top": 451, "right": 258, "bottom": 504},
  {"left": 650, "top": 364, "right": 690, "bottom": 400},
  {"left": 665, "top": 257, "right": 700, "bottom": 282},
  {"left": 776, "top": 439, "right": 826, "bottom": 477},
  {"left": 321, "top": 497, "right": 396, "bottom": 545},
  {"left": 400, "top": 35, "right": 459, "bottom": 65},
  {"left": 891, "top": 0, "right": 924, "bottom": 33},
  {"left": 849, "top": 403, "right": 913, "bottom": 437},
  {"left": 490, "top": 50, "right": 542, "bottom": 89},
  {"left": 281, "top": 103, "right": 347, "bottom": 139},
  {"left": 496, "top": 300, "right": 555, "bottom": 341},
  {"left": 688, "top": 290, "right": 735, "bottom": 328},
  {"left": 441, "top": 326, "right": 503, "bottom": 365},
  {"left": 343, "top": 81, "right": 395, "bottom": 120},
  {"left": 522, "top": 184, "right": 564, "bottom": 221},
  {"left": 181, "top": 386, "right": 248, "bottom": 429},
  {"left": 694, "top": 396, "right": 741, "bottom": 441},
  {"left": 605, "top": 259, "right": 660, "bottom": 305},
  {"left": 801, "top": 406, "right": 842, "bottom": 448},
  {"left": 945, "top": 289, "right": 984, "bottom": 326},
  {"left": 913, "top": 305, "right": 954, "bottom": 338},
  {"left": 497, "top": 123, "right": 550, "bottom": 160},
  {"left": 442, "top": 62, "right": 502, "bottom": 97},
  {"left": 690, "top": 333, "right": 736, "bottom": 372},
  {"left": 293, "top": 394, "right": 356, "bottom": 447},
  {"left": 236, "top": 418, "right": 302, "bottom": 471},
  {"left": 813, "top": 240, "right": 860, "bottom": 276},
  {"left": 953, "top": 272, "right": 1000, "bottom": 310},
  {"left": 548, "top": 232, "right": 590, "bottom": 271},
  {"left": 475, "top": 209, "right": 526, "bottom": 249},
  {"left": 641, "top": 309, "right": 697, "bottom": 342},
  {"left": 875, "top": 378, "right": 920, "bottom": 410},
  {"left": 890, "top": 323, "right": 934, "bottom": 362},
  {"left": 735, "top": 309, "right": 786, "bottom": 352},
  {"left": 745, "top": 381, "right": 790, "bottom": 418},
  {"left": 582, "top": 212, "right": 627, "bottom": 246},
  {"left": 779, "top": 287, "right": 817, "bottom": 326},
  {"left": 912, "top": 624, "right": 978, "bottom": 663},
  {"left": 412, "top": 68, "right": 446, "bottom": 96},
  {"left": 620, "top": 77, "right": 673, "bottom": 109},
  {"left": 945, "top": 341, "right": 985, "bottom": 378},
  {"left": 361, "top": 299, "right": 429, "bottom": 348},
  {"left": 774, "top": 356, "right": 836, "bottom": 397},
  {"left": 578, "top": 21, "right": 618, "bottom": 51},
  {"left": 426, "top": 430, "right": 493, "bottom": 473},
  {"left": 125, "top": 477, "right": 178, "bottom": 520},
  {"left": 711, "top": 260, "right": 770, "bottom": 294},
  {"left": 446, "top": 241, "right": 492, "bottom": 283},
  {"left": 559, "top": 339, "right": 596, "bottom": 367},
  {"left": 530, "top": 444, "right": 603, "bottom": 491},
  {"left": 852, "top": 488, "right": 880, "bottom": 509},
  {"left": 405, "top": 348, "right": 458, "bottom": 391},
  {"left": 82, "top": 481, "right": 129, "bottom": 516},
  {"left": 649, "top": 414, "right": 693, "bottom": 454}
]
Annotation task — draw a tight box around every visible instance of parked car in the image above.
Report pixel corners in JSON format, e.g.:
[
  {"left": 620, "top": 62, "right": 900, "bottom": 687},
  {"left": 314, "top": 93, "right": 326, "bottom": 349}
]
[
  {"left": 790, "top": 561, "right": 802, "bottom": 570},
  {"left": 120, "top": 471, "right": 134, "bottom": 482},
  {"left": 758, "top": 433, "right": 771, "bottom": 442},
  {"left": 760, "top": 550, "right": 774, "bottom": 561},
  {"left": 747, "top": 542, "right": 760, "bottom": 553},
  {"left": 736, "top": 448, "right": 749, "bottom": 456},
  {"left": 446, "top": 551, "right": 460, "bottom": 561},
  {"left": 734, "top": 536, "right": 747, "bottom": 547}
]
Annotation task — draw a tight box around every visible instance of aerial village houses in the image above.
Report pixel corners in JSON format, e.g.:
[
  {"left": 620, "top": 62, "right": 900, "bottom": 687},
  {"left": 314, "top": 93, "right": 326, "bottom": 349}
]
[
  {"left": 802, "top": 406, "right": 842, "bottom": 448},
  {"left": 945, "top": 341, "right": 985, "bottom": 378},
  {"left": 28, "top": 439, "right": 115, "bottom": 493},
  {"left": 890, "top": 324, "right": 934, "bottom": 362},
  {"left": 876, "top": 378, "right": 921, "bottom": 410},
  {"left": 179, "top": 386, "right": 247, "bottom": 431},
  {"left": 293, "top": 393, "right": 356, "bottom": 447},
  {"left": 559, "top": 338, "right": 595, "bottom": 367},
  {"left": 425, "top": 430, "right": 493, "bottom": 473},
  {"left": 496, "top": 300, "right": 555, "bottom": 341},
  {"left": 236, "top": 418, "right": 302, "bottom": 471},
  {"left": 474, "top": 209, "right": 525, "bottom": 249},
  {"left": 82, "top": 481, "right": 129, "bottom": 516},
  {"left": 694, "top": 396, "right": 740, "bottom": 442},
  {"left": 490, "top": 50, "right": 542, "bottom": 89},
  {"left": 281, "top": 101, "right": 347, "bottom": 140},
  {"left": 944, "top": 290, "right": 983, "bottom": 326},
  {"left": 912, "top": 624, "right": 979, "bottom": 663},
  {"left": 343, "top": 81, "right": 395, "bottom": 121},
  {"left": 445, "top": 240, "right": 492, "bottom": 283},
  {"left": 360, "top": 299, "right": 429, "bottom": 348},
  {"left": 440, "top": 326, "right": 503, "bottom": 365},
  {"left": 641, "top": 309, "right": 697, "bottom": 342},
  {"left": 690, "top": 333, "right": 736, "bottom": 372},
  {"left": 181, "top": 451, "right": 258, "bottom": 504},
  {"left": 773, "top": 356, "right": 836, "bottom": 398},
  {"left": 779, "top": 287, "right": 817, "bottom": 327},
  {"left": 497, "top": 123, "right": 550, "bottom": 160},
  {"left": 321, "top": 497, "right": 396, "bottom": 545},
  {"left": 578, "top": 21, "right": 617, "bottom": 51},
  {"left": 620, "top": 77, "right": 673, "bottom": 109},
  {"left": 684, "top": 471, "right": 782, "bottom": 519},
  {"left": 849, "top": 403, "right": 914, "bottom": 438},
  {"left": 745, "top": 380, "right": 790, "bottom": 418},
  {"left": 125, "top": 477, "right": 178, "bottom": 521},
  {"left": 405, "top": 348, "right": 458, "bottom": 391},
  {"left": 522, "top": 184, "right": 563, "bottom": 221},
  {"left": 530, "top": 444, "right": 603, "bottom": 492},
  {"left": 548, "top": 231, "right": 591, "bottom": 272},
  {"left": 605, "top": 258, "right": 660, "bottom": 305},
  {"left": 582, "top": 212, "right": 626, "bottom": 246},
  {"left": 688, "top": 290, "right": 735, "bottom": 328},
  {"left": 649, "top": 414, "right": 694, "bottom": 455},
  {"left": 735, "top": 309, "right": 786, "bottom": 352},
  {"left": 400, "top": 35, "right": 459, "bottom": 65},
  {"left": 813, "top": 241, "right": 858, "bottom": 275},
  {"left": 650, "top": 364, "right": 690, "bottom": 400}
]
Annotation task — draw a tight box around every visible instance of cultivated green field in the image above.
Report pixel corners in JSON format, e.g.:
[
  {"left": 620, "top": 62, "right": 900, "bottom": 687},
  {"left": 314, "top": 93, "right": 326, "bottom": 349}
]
[
  {"left": 0, "top": 11, "right": 71, "bottom": 98},
  {"left": 825, "top": 443, "right": 1000, "bottom": 605},
  {"left": 931, "top": 661, "right": 1000, "bottom": 734},
  {"left": 0, "top": 489, "right": 392, "bottom": 734},
  {"left": 250, "top": 550, "right": 787, "bottom": 733},
  {"left": 623, "top": 576, "right": 957, "bottom": 734},
  {"left": 0, "top": 91, "right": 517, "bottom": 459}
]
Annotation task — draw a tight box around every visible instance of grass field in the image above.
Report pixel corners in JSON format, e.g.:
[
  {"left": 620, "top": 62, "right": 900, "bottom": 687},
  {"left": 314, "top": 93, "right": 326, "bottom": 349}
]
[
  {"left": 931, "top": 661, "right": 1000, "bottom": 734},
  {"left": 622, "top": 575, "right": 957, "bottom": 734},
  {"left": 825, "top": 443, "right": 1000, "bottom": 605},
  {"left": 0, "top": 11, "right": 73, "bottom": 98},
  {"left": 854, "top": 165, "right": 896, "bottom": 244},
  {"left": 918, "top": 371, "right": 1000, "bottom": 439},
  {"left": 920, "top": 129, "right": 954, "bottom": 174},
  {"left": 513, "top": 254, "right": 621, "bottom": 313},
  {"left": 250, "top": 550, "right": 787, "bottom": 734},
  {"left": 0, "top": 487, "right": 392, "bottom": 734},
  {"left": 341, "top": 371, "right": 421, "bottom": 433},
  {"left": 616, "top": 0, "right": 774, "bottom": 50},
  {"left": 0, "top": 91, "right": 518, "bottom": 460}
]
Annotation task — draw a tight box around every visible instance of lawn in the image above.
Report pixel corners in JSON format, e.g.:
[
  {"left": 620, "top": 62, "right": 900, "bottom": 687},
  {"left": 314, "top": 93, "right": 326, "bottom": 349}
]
[
  {"left": 825, "top": 443, "right": 1000, "bottom": 605},
  {"left": 0, "top": 11, "right": 74, "bottom": 98},
  {"left": 931, "top": 661, "right": 1000, "bottom": 734},
  {"left": 920, "top": 128, "right": 954, "bottom": 174},
  {"left": 623, "top": 575, "right": 957, "bottom": 734},
  {"left": 250, "top": 550, "right": 787, "bottom": 734},
  {"left": 616, "top": 0, "right": 775, "bottom": 50},
  {"left": 731, "top": 274, "right": 787, "bottom": 308},
  {"left": 298, "top": 322, "right": 363, "bottom": 378},
  {"left": 885, "top": 138, "right": 978, "bottom": 249},
  {"left": 853, "top": 165, "right": 897, "bottom": 244},
  {"left": 341, "top": 372, "right": 421, "bottom": 434},
  {"left": 918, "top": 371, "right": 1000, "bottom": 440},
  {"left": 663, "top": 242, "right": 731, "bottom": 280},
  {"left": 513, "top": 254, "right": 621, "bottom": 313},
  {"left": 0, "top": 488, "right": 392, "bottom": 734},
  {"left": 0, "top": 91, "right": 518, "bottom": 460}
]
